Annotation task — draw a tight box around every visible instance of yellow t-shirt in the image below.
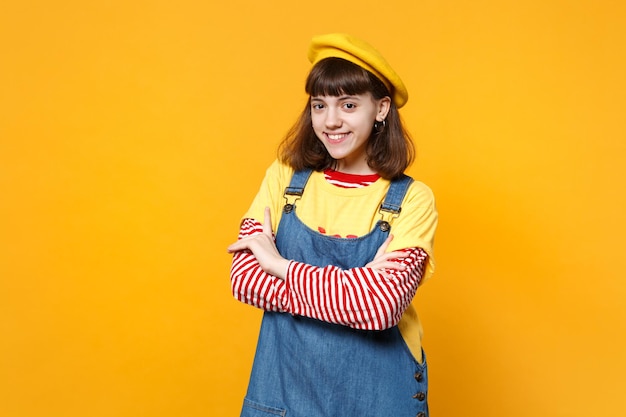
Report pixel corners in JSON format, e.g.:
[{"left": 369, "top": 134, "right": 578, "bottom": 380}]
[{"left": 243, "top": 159, "right": 438, "bottom": 361}]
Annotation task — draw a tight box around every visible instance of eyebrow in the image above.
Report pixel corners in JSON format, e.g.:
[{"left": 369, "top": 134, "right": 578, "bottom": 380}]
[{"left": 311, "top": 95, "right": 362, "bottom": 101}]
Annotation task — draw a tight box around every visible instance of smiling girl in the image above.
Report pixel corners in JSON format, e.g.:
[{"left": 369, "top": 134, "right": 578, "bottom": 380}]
[{"left": 228, "top": 33, "right": 438, "bottom": 417}]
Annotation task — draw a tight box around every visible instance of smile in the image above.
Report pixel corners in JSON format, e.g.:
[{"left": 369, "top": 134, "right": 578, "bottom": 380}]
[{"left": 326, "top": 133, "right": 350, "bottom": 141}]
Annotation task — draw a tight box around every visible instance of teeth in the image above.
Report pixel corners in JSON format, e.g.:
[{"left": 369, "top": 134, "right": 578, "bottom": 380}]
[{"left": 328, "top": 133, "right": 346, "bottom": 140}]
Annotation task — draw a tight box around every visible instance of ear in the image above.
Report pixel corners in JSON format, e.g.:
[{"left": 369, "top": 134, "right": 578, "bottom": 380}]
[{"left": 376, "top": 96, "right": 391, "bottom": 121}]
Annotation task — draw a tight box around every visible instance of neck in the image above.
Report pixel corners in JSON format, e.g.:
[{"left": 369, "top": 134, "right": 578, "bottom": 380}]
[{"left": 334, "top": 159, "right": 376, "bottom": 175}]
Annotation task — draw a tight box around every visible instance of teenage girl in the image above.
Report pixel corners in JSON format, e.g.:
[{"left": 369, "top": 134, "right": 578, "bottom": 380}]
[{"left": 228, "top": 33, "right": 438, "bottom": 417}]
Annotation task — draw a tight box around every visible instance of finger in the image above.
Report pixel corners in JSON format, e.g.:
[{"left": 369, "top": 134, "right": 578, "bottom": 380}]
[
  {"left": 227, "top": 240, "right": 248, "bottom": 253},
  {"left": 262, "top": 207, "right": 273, "bottom": 236},
  {"left": 377, "top": 250, "right": 409, "bottom": 262},
  {"left": 378, "top": 262, "right": 407, "bottom": 271},
  {"left": 375, "top": 234, "right": 394, "bottom": 257},
  {"left": 227, "top": 235, "right": 260, "bottom": 253},
  {"left": 369, "top": 258, "right": 407, "bottom": 269},
  {"left": 374, "top": 265, "right": 406, "bottom": 279}
]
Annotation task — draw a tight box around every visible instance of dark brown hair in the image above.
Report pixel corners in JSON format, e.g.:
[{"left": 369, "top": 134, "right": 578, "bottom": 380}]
[{"left": 278, "top": 57, "right": 415, "bottom": 179}]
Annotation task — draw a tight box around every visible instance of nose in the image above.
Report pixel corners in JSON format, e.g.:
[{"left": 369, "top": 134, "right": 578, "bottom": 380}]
[{"left": 324, "top": 107, "right": 342, "bottom": 129}]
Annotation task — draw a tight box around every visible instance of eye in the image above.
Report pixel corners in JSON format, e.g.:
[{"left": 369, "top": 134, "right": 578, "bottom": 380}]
[
  {"left": 311, "top": 103, "right": 325, "bottom": 110},
  {"left": 343, "top": 103, "right": 356, "bottom": 110}
]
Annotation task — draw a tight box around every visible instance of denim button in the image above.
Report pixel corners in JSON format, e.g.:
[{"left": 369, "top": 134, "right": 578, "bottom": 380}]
[
  {"left": 412, "top": 392, "right": 426, "bottom": 401},
  {"left": 417, "top": 412, "right": 426, "bottom": 417},
  {"left": 414, "top": 371, "right": 423, "bottom": 382},
  {"left": 379, "top": 221, "right": 390, "bottom": 232}
]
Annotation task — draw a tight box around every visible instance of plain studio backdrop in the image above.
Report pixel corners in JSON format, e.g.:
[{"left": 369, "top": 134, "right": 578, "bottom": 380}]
[{"left": 1, "top": 1, "right": 625, "bottom": 416}]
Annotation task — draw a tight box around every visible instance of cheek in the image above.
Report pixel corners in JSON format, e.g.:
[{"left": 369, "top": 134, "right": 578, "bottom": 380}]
[
  {"left": 310, "top": 116, "right": 324, "bottom": 134},
  {"left": 312, "top": 128, "right": 325, "bottom": 142},
  {"left": 356, "top": 116, "right": 375, "bottom": 134}
]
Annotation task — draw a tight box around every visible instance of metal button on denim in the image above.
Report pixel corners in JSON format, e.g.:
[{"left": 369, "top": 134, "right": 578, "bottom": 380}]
[
  {"left": 412, "top": 392, "right": 426, "bottom": 401},
  {"left": 417, "top": 412, "right": 426, "bottom": 417},
  {"left": 414, "top": 371, "right": 423, "bottom": 382}
]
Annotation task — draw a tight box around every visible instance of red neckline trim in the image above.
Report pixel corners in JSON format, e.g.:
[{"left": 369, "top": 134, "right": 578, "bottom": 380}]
[{"left": 324, "top": 168, "right": 380, "bottom": 184}]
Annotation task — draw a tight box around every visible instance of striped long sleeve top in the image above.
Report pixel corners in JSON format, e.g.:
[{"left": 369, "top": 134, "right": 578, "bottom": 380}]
[{"left": 230, "top": 217, "right": 428, "bottom": 331}]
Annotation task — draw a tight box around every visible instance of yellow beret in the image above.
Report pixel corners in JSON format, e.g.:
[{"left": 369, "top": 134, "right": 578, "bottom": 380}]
[{"left": 307, "top": 33, "right": 408, "bottom": 108}]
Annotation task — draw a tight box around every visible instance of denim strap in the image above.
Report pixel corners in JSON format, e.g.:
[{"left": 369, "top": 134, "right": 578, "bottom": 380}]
[
  {"left": 380, "top": 174, "right": 414, "bottom": 214},
  {"left": 284, "top": 169, "right": 313, "bottom": 197}
]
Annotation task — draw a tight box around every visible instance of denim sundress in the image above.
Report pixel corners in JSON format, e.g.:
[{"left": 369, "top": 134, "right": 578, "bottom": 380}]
[{"left": 240, "top": 169, "right": 429, "bottom": 417}]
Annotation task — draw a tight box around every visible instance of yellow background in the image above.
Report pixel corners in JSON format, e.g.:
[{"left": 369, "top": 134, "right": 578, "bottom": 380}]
[{"left": 1, "top": 0, "right": 625, "bottom": 416}]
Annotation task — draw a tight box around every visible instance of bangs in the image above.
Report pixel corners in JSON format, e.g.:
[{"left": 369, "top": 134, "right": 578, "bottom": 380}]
[{"left": 305, "top": 57, "right": 386, "bottom": 98}]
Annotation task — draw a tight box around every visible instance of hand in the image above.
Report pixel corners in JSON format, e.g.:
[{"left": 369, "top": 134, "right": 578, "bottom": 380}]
[
  {"left": 365, "top": 235, "right": 407, "bottom": 277},
  {"left": 227, "top": 207, "right": 290, "bottom": 279}
]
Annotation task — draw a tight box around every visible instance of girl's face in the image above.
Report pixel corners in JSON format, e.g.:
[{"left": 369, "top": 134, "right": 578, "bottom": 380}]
[{"left": 310, "top": 92, "right": 390, "bottom": 175}]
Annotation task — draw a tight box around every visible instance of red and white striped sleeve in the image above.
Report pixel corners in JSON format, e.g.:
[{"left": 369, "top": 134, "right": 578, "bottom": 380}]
[
  {"left": 283, "top": 247, "right": 427, "bottom": 330},
  {"left": 229, "top": 218, "right": 428, "bottom": 330},
  {"left": 229, "top": 218, "right": 287, "bottom": 312}
]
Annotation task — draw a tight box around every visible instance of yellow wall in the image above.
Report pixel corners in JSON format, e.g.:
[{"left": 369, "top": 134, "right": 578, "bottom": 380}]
[{"left": 1, "top": 1, "right": 625, "bottom": 416}]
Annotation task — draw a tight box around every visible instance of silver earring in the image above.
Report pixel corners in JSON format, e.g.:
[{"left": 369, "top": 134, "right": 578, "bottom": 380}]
[{"left": 374, "top": 120, "right": 386, "bottom": 133}]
